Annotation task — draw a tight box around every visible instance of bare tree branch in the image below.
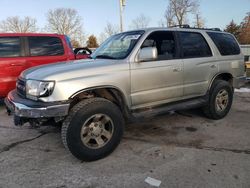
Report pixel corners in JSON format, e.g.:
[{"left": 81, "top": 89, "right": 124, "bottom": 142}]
[
  {"left": 165, "top": 4, "right": 176, "bottom": 27},
  {"left": 0, "top": 16, "right": 38, "bottom": 33},
  {"left": 45, "top": 8, "right": 85, "bottom": 46},
  {"left": 104, "top": 22, "right": 120, "bottom": 36},
  {"left": 165, "top": 0, "right": 199, "bottom": 26},
  {"left": 129, "top": 14, "right": 150, "bottom": 29},
  {"left": 99, "top": 22, "right": 119, "bottom": 44}
]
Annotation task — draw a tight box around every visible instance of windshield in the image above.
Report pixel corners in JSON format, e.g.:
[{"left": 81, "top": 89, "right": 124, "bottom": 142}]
[{"left": 91, "top": 30, "right": 144, "bottom": 59}]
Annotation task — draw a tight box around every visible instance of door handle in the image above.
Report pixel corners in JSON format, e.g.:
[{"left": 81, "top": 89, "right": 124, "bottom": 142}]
[
  {"left": 210, "top": 64, "right": 217, "bottom": 68},
  {"left": 10, "top": 63, "right": 24, "bottom": 66},
  {"left": 172, "top": 67, "right": 182, "bottom": 72}
]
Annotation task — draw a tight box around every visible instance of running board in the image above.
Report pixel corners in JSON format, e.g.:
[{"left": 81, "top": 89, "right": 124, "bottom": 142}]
[{"left": 131, "top": 97, "right": 207, "bottom": 120}]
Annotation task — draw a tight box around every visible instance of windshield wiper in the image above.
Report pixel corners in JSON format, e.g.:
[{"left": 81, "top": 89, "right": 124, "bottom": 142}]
[{"left": 95, "top": 55, "right": 117, "bottom": 59}]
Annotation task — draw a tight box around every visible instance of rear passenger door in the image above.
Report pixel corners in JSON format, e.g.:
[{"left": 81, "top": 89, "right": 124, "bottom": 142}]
[
  {"left": 178, "top": 31, "right": 217, "bottom": 98},
  {"left": 25, "top": 36, "right": 68, "bottom": 68},
  {"left": 0, "top": 36, "right": 28, "bottom": 97}
]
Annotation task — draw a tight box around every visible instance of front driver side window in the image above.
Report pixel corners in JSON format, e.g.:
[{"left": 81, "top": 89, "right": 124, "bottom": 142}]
[{"left": 141, "top": 31, "right": 176, "bottom": 61}]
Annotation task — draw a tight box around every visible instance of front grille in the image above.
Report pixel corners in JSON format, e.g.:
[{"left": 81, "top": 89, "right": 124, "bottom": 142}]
[{"left": 16, "top": 78, "right": 26, "bottom": 98}]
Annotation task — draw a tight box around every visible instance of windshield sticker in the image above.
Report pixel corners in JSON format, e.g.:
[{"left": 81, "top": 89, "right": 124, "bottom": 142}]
[{"left": 123, "top": 35, "right": 141, "bottom": 40}]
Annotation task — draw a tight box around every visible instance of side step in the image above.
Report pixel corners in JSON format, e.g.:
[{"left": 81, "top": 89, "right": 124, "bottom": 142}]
[{"left": 131, "top": 97, "right": 207, "bottom": 120}]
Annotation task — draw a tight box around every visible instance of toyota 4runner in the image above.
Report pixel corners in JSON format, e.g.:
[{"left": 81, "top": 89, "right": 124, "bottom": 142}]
[{"left": 5, "top": 27, "right": 246, "bottom": 161}]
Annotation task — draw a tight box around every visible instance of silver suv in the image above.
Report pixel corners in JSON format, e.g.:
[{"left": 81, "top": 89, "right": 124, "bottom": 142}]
[{"left": 5, "top": 27, "right": 246, "bottom": 161}]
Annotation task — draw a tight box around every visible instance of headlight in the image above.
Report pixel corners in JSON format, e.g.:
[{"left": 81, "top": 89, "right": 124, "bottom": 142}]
[{"left": 26, "top": 80, "right": 55, "bottom": 100}]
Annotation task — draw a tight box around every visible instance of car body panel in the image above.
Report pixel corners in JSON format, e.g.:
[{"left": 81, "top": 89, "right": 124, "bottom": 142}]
[
  {"left": 21, "top": 59, "right": 131, "bottom": 106},
  {"left": 130, "top": 58, "right": 183, "bottom": 109},
  {"left": 0, "top": 33, "right": 87, "bottom": 98}
]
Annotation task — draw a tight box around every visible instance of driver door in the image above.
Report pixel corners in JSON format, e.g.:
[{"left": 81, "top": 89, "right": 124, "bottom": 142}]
[{"left": 130, "top": 31, "right": 183, "bottom": 109}]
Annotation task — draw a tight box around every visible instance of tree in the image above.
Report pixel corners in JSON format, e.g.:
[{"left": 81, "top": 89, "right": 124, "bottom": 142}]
[
  {"left": 164, "top": 4, "right": 175, "bottom": 27},
  {"left": 45, "top": 8, "right": 85, "bottom": 47},
  {"left": 129, "top": 14, "right": 150, "bottom": 29},
  {"left": 239, "top": 13, "right": 250, "bottom": 44},
  {"left": 104, "top": 22, "right": 119, "bottom": 37},
  {"left": 158, "top": 19, "right": 167, "bottom": 27},
  {"left": 99, "top": 22, "right": 119, "bottom": 44},
  {"left": 0, "top": 16, "right": 38, "bottom": 33},
  {"left": 165, "top": 0, "right": 199, "bottom": 26},
  {"left": 87, "top": 35, "right": 99, "bottom": 48},
  {"left": 224, "top": 20, "right": 241, "bottom": 40},
  {"left": 194, "top": 12, "right": 205, "bottom": 28},
  {"left": 71, "top": 39, "right": 81, "bottom": 49}
]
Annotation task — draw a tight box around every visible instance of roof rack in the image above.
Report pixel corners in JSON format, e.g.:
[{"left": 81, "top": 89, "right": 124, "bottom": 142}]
[
  {"left": 169, "top": 24, "right": 190, "bottom": 28},
  {"left": 169, "top": 24, "right": 221, "bottom": 31}
]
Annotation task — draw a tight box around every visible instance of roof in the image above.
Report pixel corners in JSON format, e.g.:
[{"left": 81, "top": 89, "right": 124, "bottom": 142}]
[
  {"left": 126, "top": 27, "right": 225, "bottom": 35},
  {"left": 0, "top": 33, "right": 65, "bottom": 37}
]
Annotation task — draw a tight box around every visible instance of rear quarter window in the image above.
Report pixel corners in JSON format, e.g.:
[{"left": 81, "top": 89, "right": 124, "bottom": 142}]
[
  {"left": 0, "top": 37, "right": 21, "bottom": 57},
  {"left": 28, "top": 36, "right": 64, "bottom": 56},
  {"left": 207, "top": 32, "right": 240, "bottom": 56}
]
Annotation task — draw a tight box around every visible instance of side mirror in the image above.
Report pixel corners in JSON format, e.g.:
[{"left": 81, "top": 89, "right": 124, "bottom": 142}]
[{"left": 138, "top": 47, "right": 158, "bottom": 62}]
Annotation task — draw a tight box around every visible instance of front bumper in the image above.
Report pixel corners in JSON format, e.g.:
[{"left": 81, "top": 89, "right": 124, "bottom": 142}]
[
  {"left": 233, "top": 76, "right": 246, "bottom": 89},
  {"left": 5, "top": 90, "right": 70, "bottom": 118}
]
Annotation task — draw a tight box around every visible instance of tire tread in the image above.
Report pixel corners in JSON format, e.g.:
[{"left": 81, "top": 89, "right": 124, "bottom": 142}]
[
  {"left": 61, "top": 97, "right": 124, "bottom": 161},
  {"left": 203, "top": 79, "right": 233, "bottom": 120}
]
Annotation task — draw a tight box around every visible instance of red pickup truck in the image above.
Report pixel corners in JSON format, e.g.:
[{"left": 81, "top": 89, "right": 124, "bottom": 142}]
[{"left": 0, "top": 33, "right": 91, "bottom": 98}]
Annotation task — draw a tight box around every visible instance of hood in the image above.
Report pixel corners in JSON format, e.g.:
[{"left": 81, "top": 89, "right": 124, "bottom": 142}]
[{"left": 21, "top": 59, "right": 128, "bottom": 81}]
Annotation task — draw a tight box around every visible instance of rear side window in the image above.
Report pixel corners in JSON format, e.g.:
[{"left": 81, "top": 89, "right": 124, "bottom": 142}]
[
  {"left": 0, "top": 37, "right": 21, "bottom": 57},
  {"left": 207, "top": 32, "right": 240, "bottom": 56},
  {"left": 179, "top": 32, "right": 212, "bottom": 58},
  {"left": 28, "top": 36, "right": 64, "bottom": 56}
]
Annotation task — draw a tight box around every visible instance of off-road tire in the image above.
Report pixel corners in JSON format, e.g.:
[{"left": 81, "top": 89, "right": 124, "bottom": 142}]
[
  {"left": 203, "top": 80, "right": 233, "bottom": 120},
  {"left": 61, "top": 97, "right": 124, "bottom": 161}
]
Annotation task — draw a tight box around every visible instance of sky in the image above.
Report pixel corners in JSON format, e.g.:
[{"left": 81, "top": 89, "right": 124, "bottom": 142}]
[{"left": 0, "top": 0, "right": 249, "bottom": 38}]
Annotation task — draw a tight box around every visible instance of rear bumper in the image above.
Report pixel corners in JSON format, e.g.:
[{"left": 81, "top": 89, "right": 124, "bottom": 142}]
[
  {"left": 5, "top": 90, "right": 70, "bottom": 118},
  {"left": 233, "top": 76, "right": 246, "bottom": 89}
]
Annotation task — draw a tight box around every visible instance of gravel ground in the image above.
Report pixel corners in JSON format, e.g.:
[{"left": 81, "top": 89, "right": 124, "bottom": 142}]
[{"left": 0, "top": 90, "right": 250, "bottom": 188}]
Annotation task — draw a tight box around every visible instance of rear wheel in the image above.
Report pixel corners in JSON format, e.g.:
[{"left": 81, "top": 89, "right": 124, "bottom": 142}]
[
  {"left": 203, "top": 80, "right": 233, "bottom": 120},
  {"left": 61, "top": 98, "right": 124, "bottom": 161}
]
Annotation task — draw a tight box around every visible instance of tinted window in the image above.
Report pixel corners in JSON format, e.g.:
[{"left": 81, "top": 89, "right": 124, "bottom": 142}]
[
  {"left": 141, "top": 31, "right": 176, "bottom": 61},
  {"left": 0, "top": 37, "right": 21, "bottom": 57},
  {"left": 207, "top": 32, "right": 240, "bottom": 56},
  {"left": 179, "top": 32, "right": 212, "bottom": 58},
  {"left": 28, "top": 36, "right": 64, "bottom": 56}
]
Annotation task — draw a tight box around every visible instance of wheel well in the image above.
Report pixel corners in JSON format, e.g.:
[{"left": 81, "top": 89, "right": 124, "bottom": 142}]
[
  {"left": 70, "top": 88, "right": 130, "bottom": 120},
  {"left": 206, "top": 73, "right": 234, "bottom": 101},
  {"left": 212, "top": 73, "right": 233, "bottom": 86}
]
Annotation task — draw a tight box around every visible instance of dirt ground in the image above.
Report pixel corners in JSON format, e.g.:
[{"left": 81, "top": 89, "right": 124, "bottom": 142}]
[{"left": 0, "top": 90, "right": 250, "bottom": 188}]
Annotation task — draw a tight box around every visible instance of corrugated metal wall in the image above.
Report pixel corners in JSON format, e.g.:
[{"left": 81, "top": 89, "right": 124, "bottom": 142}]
[{"left": 241, "top": 45, "right": 250, "bottom": 56}]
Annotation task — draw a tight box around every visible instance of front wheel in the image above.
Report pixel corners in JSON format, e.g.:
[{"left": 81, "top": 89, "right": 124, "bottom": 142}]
[
  {"left": 61, "top": 98, "right": 124, "bottom": 161},
  {"left": 203, "top": 80, "right": 233, "bottom": 120}
]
